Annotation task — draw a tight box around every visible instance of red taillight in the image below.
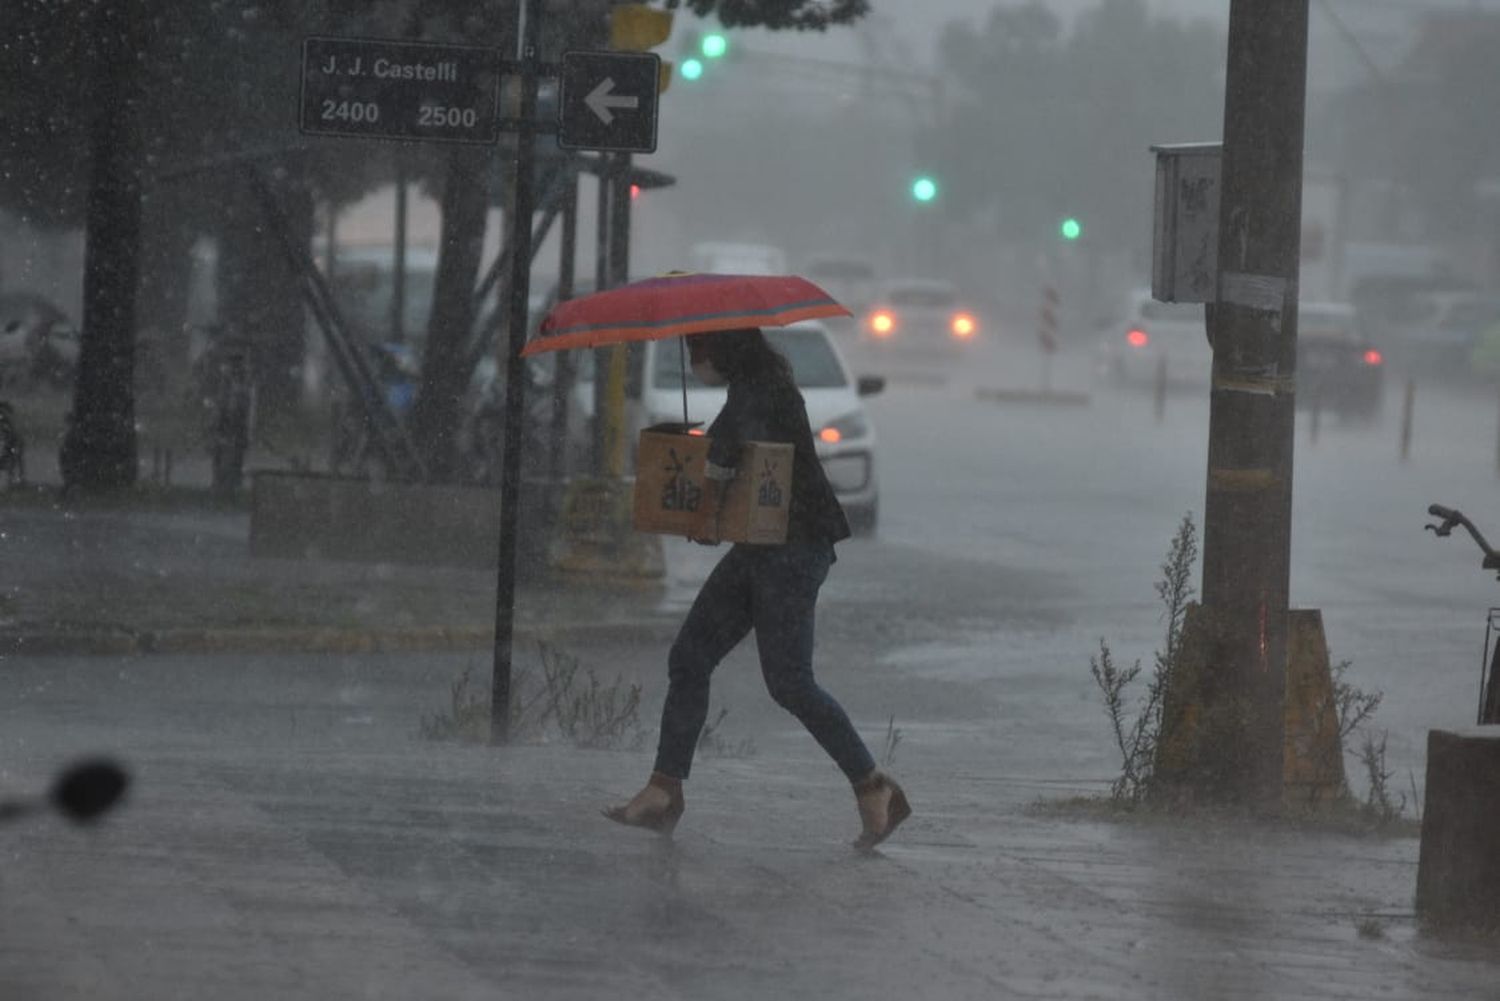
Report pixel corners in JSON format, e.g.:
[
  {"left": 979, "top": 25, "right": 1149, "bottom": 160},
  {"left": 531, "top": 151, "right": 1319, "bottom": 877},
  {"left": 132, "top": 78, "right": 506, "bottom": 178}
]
[
  {"left": 1127, "top": 328, "right": 1149, "bottom": 348},
  {"left": 951, "top": 313, "right": 977, "bottom": 339},
  {"left": 819, "top": 427, "right": 842, "bottom": 444},
  {"left": 1363, "top": 349, "right": 1384, "bottom": 367},
  {"left": 687, "top": 428, "right": 706, "bottom": 436},
  {"left": 869, "top": 311, "right": 896, "bottom": 337}
]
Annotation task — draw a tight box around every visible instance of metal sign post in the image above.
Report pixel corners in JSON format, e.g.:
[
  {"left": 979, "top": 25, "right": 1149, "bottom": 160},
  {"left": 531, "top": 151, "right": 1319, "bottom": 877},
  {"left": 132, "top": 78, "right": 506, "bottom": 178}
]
[{"left": 489, "top": 0, "right": 544, "bottom": 746}]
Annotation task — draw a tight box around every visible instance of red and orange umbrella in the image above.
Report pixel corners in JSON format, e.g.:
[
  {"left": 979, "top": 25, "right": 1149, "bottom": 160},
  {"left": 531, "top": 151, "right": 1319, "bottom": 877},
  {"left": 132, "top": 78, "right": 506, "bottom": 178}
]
[{"left": 521, "top": 271, "right": 851, "bottom": 357}]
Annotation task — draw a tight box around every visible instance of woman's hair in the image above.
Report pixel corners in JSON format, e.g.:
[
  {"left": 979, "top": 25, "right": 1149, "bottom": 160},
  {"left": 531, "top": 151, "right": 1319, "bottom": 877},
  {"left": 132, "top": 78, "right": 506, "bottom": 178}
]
[{"left": 689, "top": 327, "right": 792, "bottom": 385}]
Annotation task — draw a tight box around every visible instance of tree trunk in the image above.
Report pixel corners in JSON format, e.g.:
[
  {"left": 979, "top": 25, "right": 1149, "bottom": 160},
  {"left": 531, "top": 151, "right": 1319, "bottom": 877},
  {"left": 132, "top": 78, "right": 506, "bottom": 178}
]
[
  {"left": 217, "top": 173, "right": 313, "bottom": 420},
  {"left": 409, "top": 146, "right": 492, "bottom": 481},
  {"left": 62, "top": 8, "right": 144, "bottom": 492},
  {"left": 135, "top": 186, "right": 202, "bottom": 398}
]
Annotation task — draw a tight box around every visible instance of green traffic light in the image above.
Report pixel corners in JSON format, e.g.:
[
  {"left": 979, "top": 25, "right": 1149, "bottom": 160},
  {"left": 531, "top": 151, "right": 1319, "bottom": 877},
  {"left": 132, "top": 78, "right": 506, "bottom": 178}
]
[
  {"left": 1060, "top": 217, "right": 1082, "bottom": 240},
  {"left": 911, "top": 176, "right": 938, "bottom": 202},
  {"left": 681, "top": 57, "right": 704, "bottom": 81},
  {"left": 701, "top": 32, "right": 728, "bottom": 59}
]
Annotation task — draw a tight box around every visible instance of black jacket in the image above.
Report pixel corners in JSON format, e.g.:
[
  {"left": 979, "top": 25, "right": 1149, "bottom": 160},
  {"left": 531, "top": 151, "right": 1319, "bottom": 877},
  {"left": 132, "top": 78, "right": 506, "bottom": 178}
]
[{"left": 704, "top": 366, "right": 851, "bottom": 545}]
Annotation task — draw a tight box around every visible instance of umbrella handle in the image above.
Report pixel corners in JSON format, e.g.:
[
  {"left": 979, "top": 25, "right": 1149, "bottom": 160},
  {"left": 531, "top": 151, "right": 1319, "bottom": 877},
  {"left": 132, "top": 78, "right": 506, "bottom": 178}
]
[{"left": 679, "top": 337, "right": 689, "bottom": 426}]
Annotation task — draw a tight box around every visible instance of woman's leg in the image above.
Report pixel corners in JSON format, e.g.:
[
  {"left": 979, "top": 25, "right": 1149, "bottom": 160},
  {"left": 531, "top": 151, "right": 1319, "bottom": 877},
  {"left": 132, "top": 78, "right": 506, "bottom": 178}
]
[
  {"left": 652, "top": 546, "right": 755, "bottom": 780},
  {"left": 750, "top": 544, "right": 876, "bottom": 783}
]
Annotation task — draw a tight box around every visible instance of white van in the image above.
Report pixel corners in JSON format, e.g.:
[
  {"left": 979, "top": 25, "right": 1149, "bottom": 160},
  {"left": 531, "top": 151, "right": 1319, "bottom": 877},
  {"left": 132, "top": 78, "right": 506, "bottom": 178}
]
[{"left": 689, "top": 242, "right": 787, "bottom": 276}]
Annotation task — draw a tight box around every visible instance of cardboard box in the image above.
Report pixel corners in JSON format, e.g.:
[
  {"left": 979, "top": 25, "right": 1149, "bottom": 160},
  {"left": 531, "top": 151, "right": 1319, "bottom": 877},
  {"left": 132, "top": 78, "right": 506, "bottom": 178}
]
[{"left": 632, "top": 427, "right": 793, "bottom": 544}]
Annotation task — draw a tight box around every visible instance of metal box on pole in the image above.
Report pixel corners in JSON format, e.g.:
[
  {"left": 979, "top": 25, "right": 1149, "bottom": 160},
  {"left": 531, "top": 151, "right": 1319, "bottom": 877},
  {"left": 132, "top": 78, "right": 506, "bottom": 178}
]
[{"left": 1151, "top": 142, "right": 1221, "bottom": 303}]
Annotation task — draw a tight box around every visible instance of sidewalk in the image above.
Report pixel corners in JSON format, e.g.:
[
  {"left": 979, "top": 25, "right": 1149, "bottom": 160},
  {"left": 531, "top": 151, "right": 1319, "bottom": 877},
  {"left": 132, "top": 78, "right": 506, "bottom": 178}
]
[
  {"left": 0, "top": 672, "right": 1494, "bottom": 1001},
  {"left": 3, "top": 500, "right": 1498, "bottom": 998},
  {"left": 0, "top": 494, "right": 680, "bottom": 656}
]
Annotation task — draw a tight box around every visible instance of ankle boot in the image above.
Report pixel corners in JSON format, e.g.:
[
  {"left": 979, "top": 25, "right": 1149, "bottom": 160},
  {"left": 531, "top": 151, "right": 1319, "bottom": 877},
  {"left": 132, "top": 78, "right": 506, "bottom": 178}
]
[
  {"left": 602, "top": 772, "right": 685, "bottom": 835},
  {"left": 853, "top": 770, "right": 912, "bottom": 850}
]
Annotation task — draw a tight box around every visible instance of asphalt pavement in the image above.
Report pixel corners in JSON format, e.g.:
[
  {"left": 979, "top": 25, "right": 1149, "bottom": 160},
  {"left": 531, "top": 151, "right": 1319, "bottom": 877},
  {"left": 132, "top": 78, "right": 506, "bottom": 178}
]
[{"left": 2, "top": 479, "right": 1499, "bottom": 998}]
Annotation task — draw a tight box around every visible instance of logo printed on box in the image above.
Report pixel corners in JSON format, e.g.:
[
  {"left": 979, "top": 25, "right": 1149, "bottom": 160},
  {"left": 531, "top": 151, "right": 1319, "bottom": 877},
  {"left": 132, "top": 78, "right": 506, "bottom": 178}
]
[
  {"left": 659, "top": 447, "right": 702, "bottom": 512},
  {"left": 756, "top": 459, "right": 784, "bottom": 508}
]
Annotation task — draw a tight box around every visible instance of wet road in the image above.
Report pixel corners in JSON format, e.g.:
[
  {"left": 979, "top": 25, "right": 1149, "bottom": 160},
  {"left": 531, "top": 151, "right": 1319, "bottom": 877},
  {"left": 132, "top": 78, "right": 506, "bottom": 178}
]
[{"left": 6, "top": 333, "right": 1500, "bottom": 998}]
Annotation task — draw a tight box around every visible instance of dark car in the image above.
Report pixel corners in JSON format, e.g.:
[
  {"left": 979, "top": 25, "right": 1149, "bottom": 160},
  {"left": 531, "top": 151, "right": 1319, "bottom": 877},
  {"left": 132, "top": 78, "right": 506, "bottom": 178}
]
[{"left": 1297, "top": 302, "right": 1384, "bottom": 419}]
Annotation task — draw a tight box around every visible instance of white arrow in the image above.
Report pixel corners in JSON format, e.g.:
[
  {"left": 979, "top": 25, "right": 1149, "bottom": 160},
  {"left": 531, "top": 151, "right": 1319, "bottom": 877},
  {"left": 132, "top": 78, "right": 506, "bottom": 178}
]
[{"left": 584, "top": 77, "right": 639, "bottom": 125}]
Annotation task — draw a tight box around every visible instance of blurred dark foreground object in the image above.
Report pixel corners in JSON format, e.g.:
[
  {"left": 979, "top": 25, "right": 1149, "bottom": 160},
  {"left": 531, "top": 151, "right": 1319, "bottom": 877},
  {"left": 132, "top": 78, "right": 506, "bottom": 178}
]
[{"left": 0, "top": 758, "right": 130, "bottom": 825}]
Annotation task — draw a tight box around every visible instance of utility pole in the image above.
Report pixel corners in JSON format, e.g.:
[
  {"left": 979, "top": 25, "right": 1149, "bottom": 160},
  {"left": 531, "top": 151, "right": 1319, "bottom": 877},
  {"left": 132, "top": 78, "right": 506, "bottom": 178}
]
[{"left": 1194, "top": 0, "right": 1310, "bottom": 808}]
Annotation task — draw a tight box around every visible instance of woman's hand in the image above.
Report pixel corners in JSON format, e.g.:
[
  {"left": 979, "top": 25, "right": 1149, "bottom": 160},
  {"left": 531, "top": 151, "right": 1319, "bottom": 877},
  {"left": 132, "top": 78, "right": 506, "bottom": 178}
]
[{"left": 691, "top": 480, "right": 725, "bottom": 545}]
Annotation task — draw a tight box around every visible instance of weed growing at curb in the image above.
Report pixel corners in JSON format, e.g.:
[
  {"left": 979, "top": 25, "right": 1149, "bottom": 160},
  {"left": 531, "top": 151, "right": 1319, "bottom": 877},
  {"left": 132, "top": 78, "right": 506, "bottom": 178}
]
[
  {"left": 420, "top": 641, "right": 645, "bottom": 750},
  {"left": 880, "top": 715, "right": 903, "bottom": 768},
  {"left": 697, "top": 707, "right": 757, "bottom": 759},
  {"left": 418, "top": 662, "right": 492, "bottom": 743},
  {"left": 1079, "top": 514, "right": 1412, "bottom": 834},
  {"left": 1358, "top": 730, "right": 1405, "bottom": 824},
  {"left": 1088, "top": 512, "right": 1197, "bottom": 805}
]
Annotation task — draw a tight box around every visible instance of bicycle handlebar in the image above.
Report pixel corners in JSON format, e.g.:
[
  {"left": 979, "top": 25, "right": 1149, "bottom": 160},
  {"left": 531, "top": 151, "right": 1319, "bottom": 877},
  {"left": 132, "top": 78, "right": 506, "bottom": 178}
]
[{"left": 1427, "top": 503, "right": 1500, "bottom": 571}]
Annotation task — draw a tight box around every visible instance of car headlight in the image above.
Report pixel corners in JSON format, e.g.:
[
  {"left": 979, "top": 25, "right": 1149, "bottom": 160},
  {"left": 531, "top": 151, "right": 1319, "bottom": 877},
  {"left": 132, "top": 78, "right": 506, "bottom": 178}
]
[{"left": 817, "top": 411, "right": 869, "bottom": 445}]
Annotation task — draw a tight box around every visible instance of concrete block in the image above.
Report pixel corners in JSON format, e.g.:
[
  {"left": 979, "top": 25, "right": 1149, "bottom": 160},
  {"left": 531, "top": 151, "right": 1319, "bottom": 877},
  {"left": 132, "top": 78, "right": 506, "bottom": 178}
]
[{"left": 1416, "top": 726, "right": 1500, "bottom": 926}]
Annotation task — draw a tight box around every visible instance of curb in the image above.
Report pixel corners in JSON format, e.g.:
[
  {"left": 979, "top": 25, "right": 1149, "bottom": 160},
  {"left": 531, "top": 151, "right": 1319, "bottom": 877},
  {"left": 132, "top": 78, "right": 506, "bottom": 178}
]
[
  {"left": 0, "top": 617, "right": 683, "bottom": 658},
  {"left": 975, "top": 387, "right": 1092, "bottom": 407}
]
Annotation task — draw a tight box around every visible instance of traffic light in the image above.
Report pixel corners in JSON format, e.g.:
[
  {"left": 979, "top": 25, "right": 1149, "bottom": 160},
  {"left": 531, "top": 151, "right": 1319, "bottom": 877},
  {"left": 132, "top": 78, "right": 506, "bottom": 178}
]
[
  {"left": 1059, "top": 216, "right": 1082, "bottom": 241},
  {"left": 911, "top": 175, "right": 938, "bottom": 203},
  {"left": 610, "top": 4, "right": 675, "bottom": 91},
  {"left": 678, "top": 25, "right": 730, "bottom": 82},
  {"left": 700, "top": 31, "right": 728, "bottom": 59},
  {"left": 611, "top": 4, "right": 672, "bottom": 50}
]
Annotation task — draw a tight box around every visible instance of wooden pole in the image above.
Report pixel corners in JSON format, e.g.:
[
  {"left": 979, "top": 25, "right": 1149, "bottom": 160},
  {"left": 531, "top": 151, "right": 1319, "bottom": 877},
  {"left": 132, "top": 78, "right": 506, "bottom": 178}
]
[
  {"left": 1189, "top": 0, "right": 1309, "bottom": 808},
  {"left": 1400, "top": 377, "right": 1414, "bottom": 464}
]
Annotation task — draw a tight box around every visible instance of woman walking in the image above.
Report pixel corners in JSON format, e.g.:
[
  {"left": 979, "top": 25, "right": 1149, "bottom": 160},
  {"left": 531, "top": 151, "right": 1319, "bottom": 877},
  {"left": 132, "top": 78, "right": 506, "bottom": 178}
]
[{"left": 603, "top": 327, "right": 911, "bottom": 849}]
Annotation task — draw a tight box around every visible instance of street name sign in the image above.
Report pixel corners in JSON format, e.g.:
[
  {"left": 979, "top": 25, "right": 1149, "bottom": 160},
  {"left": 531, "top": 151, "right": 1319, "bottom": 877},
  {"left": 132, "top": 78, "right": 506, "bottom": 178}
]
[
  {"left": 557, "top": 50, "right": 660, "bottom": 153},
  {"left": 301, "top": 36, "right": 500, "bottom": 144}
]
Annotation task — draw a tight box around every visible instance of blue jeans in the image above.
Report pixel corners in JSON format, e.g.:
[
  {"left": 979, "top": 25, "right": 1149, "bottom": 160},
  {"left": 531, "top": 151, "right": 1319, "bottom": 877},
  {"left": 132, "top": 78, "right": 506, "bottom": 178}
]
[{"left": 653, "top": 541, "right": 877, "bottom": 783}]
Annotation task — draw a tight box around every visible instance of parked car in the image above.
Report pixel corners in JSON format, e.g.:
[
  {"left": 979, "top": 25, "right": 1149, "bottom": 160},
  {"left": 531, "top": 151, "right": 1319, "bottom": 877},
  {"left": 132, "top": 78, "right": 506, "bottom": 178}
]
[
  {"left": 1095, "top": 288, "right": 1211, "bottom": 389},
  {"left": 1296, "top": 301, "right": 1384, "bottom": 419},
  {"left": 860, "top": 278, "right": 980, "bottom": 353}
]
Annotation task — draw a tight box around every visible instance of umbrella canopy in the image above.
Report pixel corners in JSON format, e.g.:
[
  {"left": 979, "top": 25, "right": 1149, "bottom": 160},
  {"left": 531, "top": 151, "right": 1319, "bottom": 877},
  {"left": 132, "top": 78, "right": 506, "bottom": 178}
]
[{"left": 521, "top": 271, "right": 850, "bottom": 357}]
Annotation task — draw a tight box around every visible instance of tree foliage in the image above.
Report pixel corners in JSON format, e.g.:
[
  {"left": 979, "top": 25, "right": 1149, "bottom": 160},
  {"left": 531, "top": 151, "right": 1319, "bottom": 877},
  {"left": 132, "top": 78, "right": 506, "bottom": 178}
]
[
  {"left": 661, "top": 0, "right": 868, "bottom": 31},
  {"left": 931, "top": 0, "right": 1223, "bottom": 250},
  {"left": 1316, "top": 12, "right": 1500, "bottom": 245}
]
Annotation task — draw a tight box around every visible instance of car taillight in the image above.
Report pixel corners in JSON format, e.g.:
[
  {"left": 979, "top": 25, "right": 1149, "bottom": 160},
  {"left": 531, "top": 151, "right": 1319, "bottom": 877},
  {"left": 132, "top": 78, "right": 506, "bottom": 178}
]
[
  {"left": 1363, "top": 349, "right": 1384, "bottom": 367},
  {"left": 1127, "top": 328, "right": 1149, "bottom": 348},
  {"left": 951, "top": 313, "right": 977, "bottom": 339},
  {"left": 687, "top": 428, "right": 706, "bottom": 436},
  {"left": 869, "top": 311, "right": 896, "bottom": 337},
  {"left": 819, "top": 427, "right": 842, "bottom": 444}
]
